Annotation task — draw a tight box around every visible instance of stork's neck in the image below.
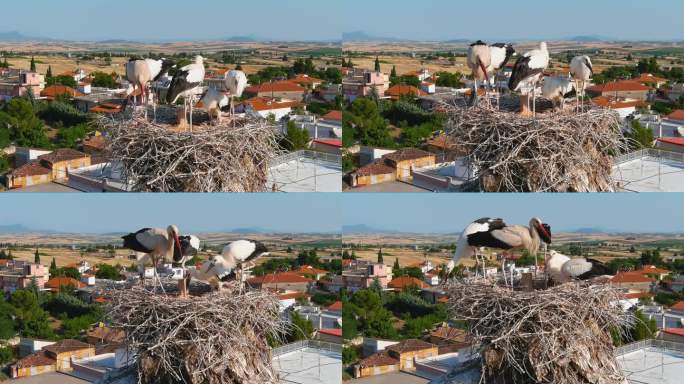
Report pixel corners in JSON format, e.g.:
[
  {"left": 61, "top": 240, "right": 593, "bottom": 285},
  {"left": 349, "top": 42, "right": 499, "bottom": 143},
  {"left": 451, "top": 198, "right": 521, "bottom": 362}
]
[
  {"left": 529, "top": 226, "right": 541, "bottom": 255},
  {"left": 166, "top": 234, "right": 175, "bottom": 259}
]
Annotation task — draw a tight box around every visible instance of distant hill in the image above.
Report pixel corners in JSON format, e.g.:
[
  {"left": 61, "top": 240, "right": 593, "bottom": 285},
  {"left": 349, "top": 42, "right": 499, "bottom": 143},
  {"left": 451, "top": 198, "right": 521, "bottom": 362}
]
[
  {"left": 97, "top": 39, "right": 140, "bottom": 44},
  {"left": 229, "top": 227, "right": 272, "bottom": 234},
  {"left": 342, "top": 224, "right": 401, "bottom": 234},
  {"left": 566, "top": 35, "right": 612, "bottom": 42},
  {"left": 0, "top": 224, "right": 56, "bottom": 233},
  {"left": 342, "top": 31, "right": 407, "bottom": 42},
  {"left": 222, "top": 35, "right": 263, "bottom": 42}
]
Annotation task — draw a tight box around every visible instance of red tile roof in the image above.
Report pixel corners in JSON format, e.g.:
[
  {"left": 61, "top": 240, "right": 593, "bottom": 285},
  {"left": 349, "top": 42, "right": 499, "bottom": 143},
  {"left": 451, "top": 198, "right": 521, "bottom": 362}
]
[
  {"left": 40, "top": 85, "right": 84, "bottom": 99},
  {"left": 291, "top": 74, "right": 323, "bottom": 85},
  {"left": 591, "top": 96, "right": 643, "bottom": 109},
  {"left": 383, "top": 148, "right": 434, "bottom": 162},
  {"left": 327, "top": 301, "right": 342, "bottom": 311},
  {"left": 638, "top": 265, "right": 671, "bottom": 274},
  {"left": 313, "top": 139, "right": 342, "bottom": 148},
  {"left": 388, "top": 276, "right": 429, "bottom": 289},
  {"left": 318, "top": 328, "right": 342, "bottom": 337},
  {"left": 353, "top": 159, "right": 395, "bottom": 176},
  {"left": 45, "top": 277, "right": 86, "bottom": 290},
  {"left": 587, "top": 80, "right": 650, "bottom": 93},
  {"left": 14, "top": 351, "right": 55, "bottom": 368},
  {"left": 243, "top": 96, "right": 302, "bottom": 112},
  {"left": 610, "top": 271, "right": 655, "bottom": 284},
  {"left": 662, "top": 328, "right": 684, "bottom": 336},
  {"left": 294, "top": 265, "right": 329, "bottom": 275},
  {"left": 38, "top": 148, "right": 88, "bottom": 164},
  {"left": 665, "top": 110, "right": 684, "bottom": 121},
  {"left": 245, "top": 80, "right": 306, "bottom": 94},
  {"left": 91, "top": 102, "right": 125, "bottom": 114},
  {"left": 657, "top": 137, "right": 684, "bottom": 147},
  {"left": 623, "top": 292, "right": 652, "bottom": 300},
  {"left": 635, "top": 73, "right": 668, "bottom": 85},
  {"left": 247, "top": 272, "right": 312, "bottom": 285},
  {"left": 670, "top": 301, "right": 684, "bottom": 311},
  {"left": 43, "top": 339, "right": 93, "bottom": 354},
  {"left": 385, "top": 85, "right": 427, "bottom": 97},
  {"left": 386, "top": 339, "right": 435, "bottom": 353},
  {"left": 11, "top": 161, "right": 51, "bottom": 177},
  {"left": 357, "top": 351, "right": 399, "bottom": 368},
  {"left": 321, "top": 110, "right": 342, "bottom": 121},
  {"left": 277, "top": 292, "right": 308, "bottom": 300}
]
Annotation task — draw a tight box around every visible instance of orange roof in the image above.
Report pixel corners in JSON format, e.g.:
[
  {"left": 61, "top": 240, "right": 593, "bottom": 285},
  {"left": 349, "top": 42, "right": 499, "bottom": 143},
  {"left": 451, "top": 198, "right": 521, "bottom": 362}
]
[
  {"left": 91, "top": 102, "right": 125, "bottom": 114},
  {"left": 40, "top": 85, "right": 84, "bottom": 99},
  {"left": 358, "top": 351, "right": 399, "bottom": 368},
  {"left": 247, "top": 272, "right": 312, "bottom": 285},
  {"left": 591, "top": 96, "right": 643, "bottom": 109},
  {"left": 671, "top": 301, "right": 684, "bottom": 311},
  {"left": 318, "top": 328, "right": 342, "bottom": 337},
  {"left": 638, "top": 265, "right": 671, "bottom": 274},
  {"left": 277, "top": 291, "right": 308, "bottom": 300},
  {"left": 245, "top": 80, "right": 306, "bottom": 94},
  {"left": 623, "top": 292, "right": 652, "bottom": 299},
  {"left": 45, "top": 276, "right": 86, "bottom": 290},
  {"left": 437, "top": 296, "right": 449, "bottom": 303},
  {"left": 14, "top": 351, "right": 55, "bottom": 368},
  {"left": 291, "top": 74, "right": 323, "bottom": 85},
  {"left": 11, "top": 161, "right": 51, "bottom": 177},
  {"left": 294, "top": 265, "right": 329, "bottom": 275},
  {"left": 321, "top": 110, "right": 342, "bottom": 121},
  {"left": 388, "top": 276, "right": 429, "bottom": 289},
  {"left": 327, "top": 301, "right": 343, "bottom": 311},
  {"left": 662, "top": 328, "right": 684, "bottom": 336},
  {"left": 587, "top": 80, "right": 650, "bottom": 93},
  {"left": 666, "top": 109, "right": 684, "bottom": 121},
  {"left": 243, "top": 96, "right": 302, "bottom": 112},
  {"left": 353, "top": 159, "right": 395, "bottom": 176},
  {"left": 610, "top": 271, "right": 655, "bottom": 284},
  {"left": 385, "top": 85, "right": 427, "bottom": 97},
  {"left": 635, "top": 73, "right": 668, "bottom": 84}
]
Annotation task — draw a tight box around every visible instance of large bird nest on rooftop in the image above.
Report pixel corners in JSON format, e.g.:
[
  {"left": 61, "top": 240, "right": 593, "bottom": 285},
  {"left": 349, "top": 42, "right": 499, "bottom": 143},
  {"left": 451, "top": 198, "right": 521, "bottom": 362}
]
[
  {"left": 446, "top": 280, "right": 633, "bottom": 384},
  {"left": 97, "top": 106, "right": 282, "bottom": 192},
  {"left": 107, "top": 283, "right": 288, "bottom": 384},
  {"left": 438, "top": 95, "right": 628, "bottom": 192}
]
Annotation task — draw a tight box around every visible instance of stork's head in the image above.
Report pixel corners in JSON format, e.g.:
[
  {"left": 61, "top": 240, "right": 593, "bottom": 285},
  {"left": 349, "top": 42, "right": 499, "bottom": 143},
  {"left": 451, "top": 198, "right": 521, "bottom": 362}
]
[
  {"left": 194, "top": 55, "right": 204, "bottom": 65},
  {"left": 167, "top": 224, "right": 182, "bottom": 258},
  {"left": 225, "top": 70, "right": 247, "bottom": 97},
  {"left": 539, "top": 41, "right": 548, "bottom": 51},
  {"left": 530, "top": 217, "right": 552, "bottom": 244},
  {"left": 176, "top": 235, "right": 200, "bottom": 261},
  {"left": 254, "top": 241, "right": 269, "bottom": 258},
  {"left": 504, "top": 43, "right": 516, "bottom": 58}
]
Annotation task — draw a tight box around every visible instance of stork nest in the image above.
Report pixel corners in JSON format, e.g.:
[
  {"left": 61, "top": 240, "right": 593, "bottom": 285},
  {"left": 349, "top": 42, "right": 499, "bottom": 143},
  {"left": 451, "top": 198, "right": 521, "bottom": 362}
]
[
  {"left": 439, "top": 95, "right": 629, "bottom": 192},
  {"left": 96, "top": 107, "right": 282, "bottom": 192},
  {"left": 107, "top": 284, "right": 288, "bottom": 384},
  {"left": 446, "top": 280, "right": 633, "bottom": 384}
]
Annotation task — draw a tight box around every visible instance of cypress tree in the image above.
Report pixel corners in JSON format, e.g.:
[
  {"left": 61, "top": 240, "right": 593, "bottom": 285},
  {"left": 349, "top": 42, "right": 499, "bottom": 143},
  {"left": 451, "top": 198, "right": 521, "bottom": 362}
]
[
  {"left": 377, "top": 248, "right": 383, "bottom": 263},
  {"left": 374, "top": 56, "right": 380, "bottom": 72},
  {"left": 30, "top": 56, "right": 36, "bottom": 72},
  {"left": 34, "top": 249, "right": 40, "bottom": 264}
]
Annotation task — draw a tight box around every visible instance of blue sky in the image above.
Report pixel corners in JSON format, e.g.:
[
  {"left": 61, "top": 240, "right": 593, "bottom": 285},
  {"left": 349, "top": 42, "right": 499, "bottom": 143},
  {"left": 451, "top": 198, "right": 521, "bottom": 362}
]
[
  {"left": 1, "top": 0, "right": 342, "bottom": 41},
  {"left": 0, "top": 194, "right": 340, "bottom": 233},
  {"left": 341, "top": 194, "right": 684, "bottom": 233},
  {"left": 342, "top": 0, "right": 684, "bottom": 41}
]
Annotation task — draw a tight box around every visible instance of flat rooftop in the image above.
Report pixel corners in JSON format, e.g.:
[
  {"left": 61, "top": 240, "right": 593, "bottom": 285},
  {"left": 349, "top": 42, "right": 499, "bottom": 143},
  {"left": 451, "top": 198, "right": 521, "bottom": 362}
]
[
  {"left": 268, "top": 151, "right": 341, "bottom": 192},
  {"left": 6, "top": 181, "right": 80, "bottom": 193},
  {"left": 273, "top": 347, "right": 341, "bottom": 384},
  {"left": 619, "top": 346, "right": 684, "bottom": 383},
  {"left": 349, "top": 372, "right": 429, "bottom": 384},
  {"left": 345, "top": 180, "right": 430, "bottom": 193},
  {"left": 612, "top": 152, "right": 684, "bottom": 192},
  {"left": 9, "top": 372, "right": 90, "bottom": 384}
]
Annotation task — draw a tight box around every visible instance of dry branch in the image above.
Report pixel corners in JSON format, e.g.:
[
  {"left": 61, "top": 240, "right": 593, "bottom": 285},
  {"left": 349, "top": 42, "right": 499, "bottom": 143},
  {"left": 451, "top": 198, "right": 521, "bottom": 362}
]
[
  {"left": 439, "top": 96, "right": 628, "bottom": 192},
  {"left": 446, "top": 280, "right": 632, "bottom": 384},
  {"left": 97, "top": 106, "right": 282, "bottom": 192},
  {"left": 107, "top": 284, "right": 288, "bottom": 384}
]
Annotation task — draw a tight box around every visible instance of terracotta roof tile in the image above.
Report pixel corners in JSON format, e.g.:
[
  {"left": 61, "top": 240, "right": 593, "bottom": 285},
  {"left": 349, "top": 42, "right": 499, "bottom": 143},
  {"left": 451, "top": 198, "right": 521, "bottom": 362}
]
[
  {"left": 321, "top": 110, "right": 342, "bottom": 121},
  {"left": 327, "top": 301, "right": 342, "bottom": 311},
  {"left": 666, "top": 110, "right": 684, "bottom": 120},
  {"left": 353, "top": 159, "right": 395, "bottom": 176},
  {"left": 292, "top": 74, "right": 322, "bottom": 85},
  {"left": 386, "top": 339, "right": 435, "bottom": 353},
  {"left": 388, "top": 276, "right": 429, "bottom": 289},
  {"left": 385, "top": 85, "right": 427, "bottom": 97},
  {"left": 591, "top": 96, "right": 643, "bottom": 109},
  {"left": 245, "top": 80, "right": 306, "bottom": 94},
  {"left": 38, "top": 148, "right": 88, "bottom": 164},
  {"left": 383, "top": 148, "right": 434, "bottom": 162},
  {"left": 357, "top": 351, "right": 399, "bottom": 368},
  {"left": 657, "top": 137, "right": 684, "bottom": 147},
  {"left": 43, "top": 339, "right": 93, "bottom": 354},
  {"left": 11, "top": 161, "right": 51, "bottom": 177},
  {"left": 318, "top": 328, "right": 342, "bottom": 337},
  {"left": 587, "top": 80, "right": 650, "bottom": 93},
  {"left": 610, "top": 271, "right": 655, "bottom": 284},
  {"left": 45, "top": 277, "right": 86, "bottom": 290},
  {"left": 40, "top": 85, "right": 84, "bottom": 98},
  {"left": 671, "top": 301, "right": 684, "bottom": 311},
  {"left": 247, "top": 272, "right": 312, "bottom": 285},
  {"left": 243, "top": 96, "right": 302, "bottom": 111},
  {"left": 14, "top": 351, "right": 55, "bottom": 368}
]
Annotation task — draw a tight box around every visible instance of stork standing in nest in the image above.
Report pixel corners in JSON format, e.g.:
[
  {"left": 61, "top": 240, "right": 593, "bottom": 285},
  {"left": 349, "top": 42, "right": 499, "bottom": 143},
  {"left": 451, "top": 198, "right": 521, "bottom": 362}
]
[
  {"left": 224, "top": 70, "right": 248, "bottom": 116},
  {"left": 454, "top": 217, "right": 552, "bottom": 283},
  {"left": 509, "top": 42, "right": 549, "bottom": 117},
  {"left": 466, "top": 41, "right": 492, "bottom": 107},
  {"left": 166, "top": 55, "right": 205, "bottom": 131},
  {"left": 125, "top": 58, "right": 174, "bottom": 119},
  {"left": 189, "top": 239, "right": 269, "bottom": 291},
  {"left": 570, "top": 55, "right": 593, "bottom": 112},
  {"left": 122, "top": 225, "right": 183, "bottom": 291}
]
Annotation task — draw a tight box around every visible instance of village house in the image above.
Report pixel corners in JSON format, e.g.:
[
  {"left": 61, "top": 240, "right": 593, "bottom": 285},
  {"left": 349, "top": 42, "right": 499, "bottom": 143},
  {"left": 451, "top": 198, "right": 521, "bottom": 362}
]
[
  {"left": 591, "top": 96, "right": 643, "bottom": 119},
  {"left": 241, "top": 96, "right": 303, "bottom": 120},
  {"left": 293, "top": 265, "right": 329, "bottom": 280},
  {"left": 424, "top": 269, "right": 440, "bottom": 286},
  {"left": 634, "top": 73, "right": 668, "bottom": 89},
  {"left": 428, "top": 325, "right": 472, "bottom": 354},
  {"left": 663, "top": 109, "right": 684, "bottom": 127},
  {"left": 382, "top": 148, "right": 436, "bottom": 180},
  {"left": 244, "top": 80, "right": 307, "bottom": 100},
  {"left": 37, "top": 148, "right": 91, "bottom": 180},
  {"left": 635, "top": 265, "right": 671, "bottom": 280},
  {"left": 669, "top": 301, "right": 684, "bottom": 317},
  {"left": 45, "top": 276, "right": 86, "bottom": 292},
  {"left": 341, "top": 262, "right": 392, "bottom": 292},
  {"left": 316, "top": 328, "right": 342, "bottom": 344},
  {"left": 354, "top": 339, "right": 439, "bottom": 378},
  {"left": 246, "top": 272, "right": 313, "bottom": 292},
  {"left": 0, "top": 260, "right": 49, "bottom": 293},
  {"left": 0, "top": 71, "right": 44, "bottom": 102},
  {"left": 404, "top": 69, "right": 432, "bottom": 82},
  {"left": 312, "top": 83, "right": 341, "bottom": 103},
  {"left": 349, "top": 159, "right": 396, "bottom": 187},
  {"left": 311, "top": 139, "right": 342, "bottom": 155},
  {"left": 388, "top": 276, "right": 430, "bottom": 291},
  {"left": 656, "top": 137, "right": 684, "bottom": 153},
  {"left": 586, "top": 80, "right": 651, "bottom": 101},
  {"left": 609, "top": 271, "right": 655, "bottom": 293},
  {"left": 385, "top": 84, "right": 428, "bottom": 100},
  {"left": 342, "top": 69, "right": 390, "bottom": 102},
  {"left": 291, "top": 74, "right": 323, "bottom": 89},
  {"left": 11, "top": 339, "right": 95, "bottom": 378},
  {"left": 40, "top": 85, "right": 85, "bottom": 101},
  {"left": 658, "top": 328, "right": 684, "bottom": 344}
]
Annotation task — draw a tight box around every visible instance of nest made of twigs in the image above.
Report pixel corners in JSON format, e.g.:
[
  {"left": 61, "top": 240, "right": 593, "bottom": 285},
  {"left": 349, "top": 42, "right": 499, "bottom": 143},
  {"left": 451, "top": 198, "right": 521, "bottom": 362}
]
[
  {"left": 96, "top": 107, "right": 282, "bottom": 192},
  {"left": 446, "top": 280, "right": 632, "bottom": 384},
  {"left": 439, "top": 95, "right": 627, "bottom": 192},
  {"left": 107, "top": 284, "right": 288, "bottom": 384}
]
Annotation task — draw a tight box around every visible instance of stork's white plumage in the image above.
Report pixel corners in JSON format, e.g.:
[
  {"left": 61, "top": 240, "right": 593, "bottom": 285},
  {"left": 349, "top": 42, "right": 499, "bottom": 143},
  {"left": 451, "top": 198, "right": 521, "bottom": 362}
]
[
  {"left": 545, "top": 250, "right": 572, "bottom": 283},
  {"left": 199, "top": 88, "right": 229, "bottom": 123},
  {"left": 545, "top": 250, "right": 606, "bottom": 284},
  {"left": 487, "top": 43, "right": 516, "bottom": 107},
  {"left": 189, "top": 239, "right": 268, "bottom": 290},
  {"left": 542, "top": 76, "right": 575, "bottom": 111},
  {"left": 224, "top": 70, "right": 248, "bottom": 115},
  {"left": 122, "top": 225, "right": 182, "bottom": 287},
  {"left": 454, "top": 217, "right": 552, "bottom": 278},
  {"left": 570, "top": 55, "right": 593, "bottom": 112},
  {"left": 509, "top": 42, "right": 549, "bottom": 116},
  {"left": 125, "top": 58, "right": 174, "bottom": 116},
  {"left": 189, "top": 254, "right": 233, "bottom": 291}
]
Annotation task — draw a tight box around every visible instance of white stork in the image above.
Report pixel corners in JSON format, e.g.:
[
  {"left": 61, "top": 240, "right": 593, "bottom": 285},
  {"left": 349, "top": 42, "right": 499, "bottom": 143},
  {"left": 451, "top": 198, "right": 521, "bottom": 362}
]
[
  {"left": 199, "top": 88, "right": 229, "bottom": 124},
  {"left": 569, "top": 55, "right": 593, "bottom": 112},
  {"left": 122, "top": 225, "right": 182, "bottom": 289},
  {"left": 224, "top": 70, "right": 248, "bottom": 116},
  {"left": 125, "top": 58, "right": 174, "bottom": 117},
  {"left": 466, "top": 41, "right": 492, "bottom": 107},
  {"left": 174, "top": 235, "right": 201, "bottom": 267},
  {"left": 545, "top": 250, "right": 610, "bottom": 284},
  {"left": 454, "top": 217, "right": 552, "bottom": 280},
  {"left": 166, "top": 55, "right": 205, "bottom": 130},
  {"left": 508, "top": 42, "right": 549, "bottom": 117},
  {"left": 488, "top": 43, "right": 516, "bottom": 106},
  {"left": 189, "top": 239, "right": 269, "bottom": 290},
  {"left": 541, "top": 76, "right": 575, "bottom": 111}
]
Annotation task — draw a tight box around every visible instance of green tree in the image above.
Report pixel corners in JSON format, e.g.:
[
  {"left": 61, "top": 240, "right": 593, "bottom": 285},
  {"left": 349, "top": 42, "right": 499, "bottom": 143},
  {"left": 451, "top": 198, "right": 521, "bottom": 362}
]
[
  {"left": 0, "top": 296, "right": 16, "bottom": 339},
  {"left": 0, "top": 97, "right": 50, "bottom": 148},
  {"left": 283, "top": 120, "right": 309, "bottom": 150},
  {"left": 46, "top": 65, "right": 53, "bottom": 78},
  {"left": 342, "top": 346, "right": 359, "bottom": 364},
  {"left": 30, "top": 56, "right": 36, "bottom": 72},
  {"left": 390, "top": 65, "right": 397, "bottom": 79},
  {"left": 95, "top": 263, "right": 122, "bottom": 280},
  {"left": 49, "top": 257, "right": 58, "bottom": 276},
  {"left": 393, "top": 258, "right": 402, "bottom": 277},
  {"left": 628, "top": 309, "right": 657, "bottom": 342},
  {"left": 47, "top": 75, "right": 77, "bottom": 88},
  {"left": 34, "top": 248, "right": 40, "bottom": 264},
  {"left": 343, "top": 97, "right": 393, "bottom": 147},
  {"left": 287, "top": 311, "right": 314, "bottom": 342},
  {"left": 626, "top": 120, "right": 653, "bottom": 149},
  {"left": 377, "top": 248, "right": 383, "bottom": 264},
  {"left": 10, "top": 289, "right": 54, "bottom": 339},
  {"left": 435, "top": 71, "right": 464, "bottom": 88},
  {"left": 91, "top": 71, "right": 117, "bottom": 88},
  {"left": 374, "top": 56, "right": 381, "bottom": 72}
]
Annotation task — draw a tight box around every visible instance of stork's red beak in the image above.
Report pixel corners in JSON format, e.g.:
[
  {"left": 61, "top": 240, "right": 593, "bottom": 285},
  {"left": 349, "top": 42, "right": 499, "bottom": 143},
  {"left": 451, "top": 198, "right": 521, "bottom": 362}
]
[
  {"left": 537, "top": 223, "right": 552, "bottom": 244},
  {"left": 174, "top": 233, "right": 182, "bottom": 255}
]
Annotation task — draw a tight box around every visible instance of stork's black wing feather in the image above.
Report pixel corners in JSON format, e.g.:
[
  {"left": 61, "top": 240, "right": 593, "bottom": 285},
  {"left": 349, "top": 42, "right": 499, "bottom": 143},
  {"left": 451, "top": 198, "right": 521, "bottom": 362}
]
[
  {"left": 466, "top": 218, "right": 511, "bottom": 249},
  {"left": 166, "top": 70, "right": 200, "bottom": 103},
  {"left": 153, "top": 60, "right": 176, "bottom": 81},
  {"left": 508, "top": 56, "right": 543, "bottom": 91},
  {"left": 122, "top": 228, "right": 152, "bottom": 253},
  {"left": 577, "top": 258, "right": 610, "bottom": 280},
  {"left": 584, "top": 57, "right": 593, "bottom": 76}
]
